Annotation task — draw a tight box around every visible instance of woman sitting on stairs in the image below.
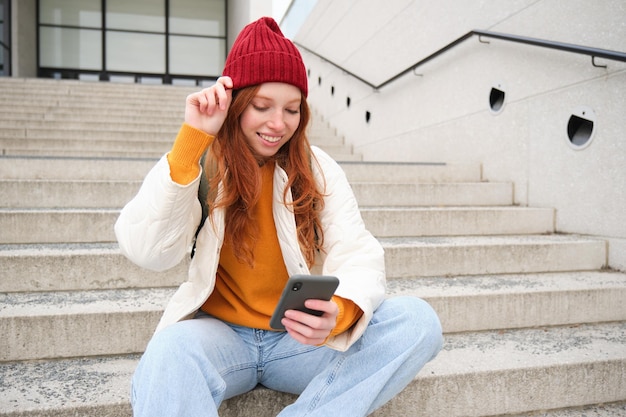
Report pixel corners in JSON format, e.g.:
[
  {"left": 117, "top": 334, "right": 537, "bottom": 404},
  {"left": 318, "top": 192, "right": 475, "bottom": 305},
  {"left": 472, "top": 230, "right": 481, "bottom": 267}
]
[{"left": 115, "top": 16, "right": 442, "bottom": 417}]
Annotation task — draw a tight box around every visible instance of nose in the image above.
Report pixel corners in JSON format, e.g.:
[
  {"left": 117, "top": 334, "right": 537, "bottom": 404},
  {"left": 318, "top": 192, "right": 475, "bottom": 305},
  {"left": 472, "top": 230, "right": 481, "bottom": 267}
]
[{"left": 267, "top": 110, "right": 286, "bottom": 131}]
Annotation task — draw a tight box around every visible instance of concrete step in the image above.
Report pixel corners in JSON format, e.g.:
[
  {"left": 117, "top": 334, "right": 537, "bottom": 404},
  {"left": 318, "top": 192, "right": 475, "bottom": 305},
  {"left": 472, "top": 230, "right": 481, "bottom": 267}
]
[
  {"left": 1, "top": 147, "right": 165, "bottom": 159},
  {"left": 497, "top": 402, "right": 626, "bottom": 417},
  {"left": 0, "top": 137, "right": 173, "bottom": 154},
  {"left": 1, "top": 156, "right": 478, "bottom": 182},
  {"left": 0, "top": 84, "right": 188, "bottom": 97},
  {"left": 384, "top": 322, "right": 626, "bottom": 417},
  {"left": 361, "top": 206, "right": 554, "bottom": 236},
  {"left": 1, "top": 322, "right": 624, "bottom": 417},
  {"left": 380, "top": 235, "right": 606, "bottom": 277},
  {"left": 387, "top": 271, "right": 626, "bottom": 333},
  {"left": 0, "top": 179, "right": 514, "bottom": 209},
  {"left": 0, "top": 287, "right": 172, "bottom": 361},
  {"left": 0, "top": 84, "right": 188, "bottom": 100},
  {"left": 2, "top": 271, "right": 625, "bottom": 361},
  {"left": 0, "top": 156, "right": 159, "bottom": 181},
  {"left": 0, "top": 208, "right": 122, "bottom": 243},
  {"left": 0, "top": 77, "right": 196, "bottom": 96},
  {"left": 0, "top": 97, "right": 183, "bottom": 112},
  {"left": 0, "top": 87, "right": 191, "bottom": 103},
  {"left": 339, "top": 161, "right": 482, "bottom": 183},
  {"left": 0, "top": 109, "right": 182, "bottom": 124},
  {"left": 0, "top": 204, "right": 551, "bottom": 243},
  {"left": 0, "top": 119, "right": 180, "bottom": 132},
  {"left": 0, "top": 243, "right": 189, "bottom": 293},
  {"left": 0, "top": 104, "right": 185, "bottom": 119},
  {"left": 0, "top": 235, "right": 606, "bottom": 293},
  {"left": 0, "top": 136, "right": 176, "bottom": 155},
  {"left": 308, "top": 127, "right": 342, "bottom": 141},
  {"left": 0, "top": 145, "right": 361, "bottom": 161},
  {"left": 311, "top": 133, "right": 347, "bottom": 147},
  {"left": 354, "top": 182, "right": 513, "bottom": 206},
  {"left": 0, "top": 128, "right": 176, "bottom": 141}
]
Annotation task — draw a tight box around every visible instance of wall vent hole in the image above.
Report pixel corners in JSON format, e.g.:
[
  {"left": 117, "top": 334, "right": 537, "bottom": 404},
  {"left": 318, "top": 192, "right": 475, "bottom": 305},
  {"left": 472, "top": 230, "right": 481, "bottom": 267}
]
[
  {"left": 489, "top": 87, "right": 505, "bottom": 113},
  {"left": 365, "top": 111, "right": 371, "bottom": 123},
  {"left": 567, "top": 115, "right": 594, "bottom": 147},
  {"left": 346, "top": 97, "right": 351, "bottom": 108}
]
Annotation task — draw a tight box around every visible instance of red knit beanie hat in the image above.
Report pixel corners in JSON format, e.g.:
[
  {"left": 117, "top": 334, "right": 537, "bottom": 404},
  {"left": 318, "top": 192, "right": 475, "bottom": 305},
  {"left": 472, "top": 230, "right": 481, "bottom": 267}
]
[{"left": 222, "top": 17, "right": 308, "bottom": 97}]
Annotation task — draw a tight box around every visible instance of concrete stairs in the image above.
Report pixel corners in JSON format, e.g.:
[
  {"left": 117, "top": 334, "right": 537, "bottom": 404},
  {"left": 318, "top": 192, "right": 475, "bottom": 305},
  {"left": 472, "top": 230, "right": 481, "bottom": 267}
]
[{"left": 1, "top": 77, "right": 625, "bottom": 417}]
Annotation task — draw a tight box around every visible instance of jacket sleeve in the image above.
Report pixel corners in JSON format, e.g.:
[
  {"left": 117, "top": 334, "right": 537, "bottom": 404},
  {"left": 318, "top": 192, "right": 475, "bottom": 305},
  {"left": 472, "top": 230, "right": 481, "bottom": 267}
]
[
  {"left": 114, "top": 155, "right": 203, "bottom": 272},
  {"left": 311, "top": 147, "right": 387, "bottom": 351}
]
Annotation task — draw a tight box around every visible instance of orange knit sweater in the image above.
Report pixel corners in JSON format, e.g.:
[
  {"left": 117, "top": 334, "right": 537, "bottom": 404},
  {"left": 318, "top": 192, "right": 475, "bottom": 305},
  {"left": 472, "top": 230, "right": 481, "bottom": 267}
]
[{"left": 167, "top": 124, "right": 362, "bottom": 335}]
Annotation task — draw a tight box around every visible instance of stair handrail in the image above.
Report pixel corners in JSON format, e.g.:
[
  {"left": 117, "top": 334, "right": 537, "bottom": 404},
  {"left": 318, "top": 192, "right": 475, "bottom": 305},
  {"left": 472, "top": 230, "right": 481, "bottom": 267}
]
[{"left": 296, "top": 29, "right": 626, "bottom": 90}]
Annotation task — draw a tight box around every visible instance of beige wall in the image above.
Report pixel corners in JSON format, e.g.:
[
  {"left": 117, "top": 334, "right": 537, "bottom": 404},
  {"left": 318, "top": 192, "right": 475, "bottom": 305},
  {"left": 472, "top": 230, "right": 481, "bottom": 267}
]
[
  {"left": 227, "top": 0, "right": 273, "bottom": 49},
  {"left": 11, "top": 0, "right": 37, "bottom": 77},
  {"left": 297, "top": 0, "right": 626, "bottom": 270}
]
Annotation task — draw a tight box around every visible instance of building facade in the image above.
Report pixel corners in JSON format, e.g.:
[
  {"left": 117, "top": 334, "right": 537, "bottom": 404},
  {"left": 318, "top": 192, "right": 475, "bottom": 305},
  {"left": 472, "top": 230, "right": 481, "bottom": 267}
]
[{"left": 3, "top": 0, "right": 274, "bottom": 84}]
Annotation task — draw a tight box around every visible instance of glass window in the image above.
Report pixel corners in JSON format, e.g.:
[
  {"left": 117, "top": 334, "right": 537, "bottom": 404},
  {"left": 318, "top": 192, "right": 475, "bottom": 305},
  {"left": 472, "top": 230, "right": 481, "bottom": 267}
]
[
  {"left": 39, "top": 27, "right": 102, "bottom": 70},
  {"left": 106, "top": 31, "right": 165, "bottom": 73},
  {"left": 169, "top": 0, "right": 225, "bottom": 36},
  {"left": 106, "top": 0, "right": 165, "bottom": 32},
  {"left": 37, "top": 0, "right": 225, "bottom": 81},
  {"left": 169, "top": 35, "right": 224, "bottom": 76},
  {"left": 39, "top": 0, "right": 101, "bottom": 28}
]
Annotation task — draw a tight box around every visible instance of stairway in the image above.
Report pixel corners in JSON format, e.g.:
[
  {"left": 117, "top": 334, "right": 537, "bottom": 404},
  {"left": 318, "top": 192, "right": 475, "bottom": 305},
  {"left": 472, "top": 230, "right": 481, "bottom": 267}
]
[{"left": 1, "top": 77, "right": 625, "bottom": 417}]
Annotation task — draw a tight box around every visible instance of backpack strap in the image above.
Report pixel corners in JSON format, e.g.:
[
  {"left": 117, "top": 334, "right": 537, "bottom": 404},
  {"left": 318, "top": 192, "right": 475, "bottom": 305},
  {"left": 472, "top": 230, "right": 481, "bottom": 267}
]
[{"left": 191, "top": 150, "right": 215, "bottom": 258}]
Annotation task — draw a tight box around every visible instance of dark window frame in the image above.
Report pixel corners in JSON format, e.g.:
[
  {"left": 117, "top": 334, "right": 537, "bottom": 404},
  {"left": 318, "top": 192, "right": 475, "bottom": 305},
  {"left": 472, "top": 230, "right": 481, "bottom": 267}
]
[{"left": 0, "top": 0, "right": 11, "bottom": 76}]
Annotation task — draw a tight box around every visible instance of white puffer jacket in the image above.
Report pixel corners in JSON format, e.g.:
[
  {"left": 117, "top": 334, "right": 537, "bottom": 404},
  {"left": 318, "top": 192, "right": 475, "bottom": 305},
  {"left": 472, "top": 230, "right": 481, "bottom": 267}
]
[{"left": 115, "top": 146, "right": 386, "bottom": 351}]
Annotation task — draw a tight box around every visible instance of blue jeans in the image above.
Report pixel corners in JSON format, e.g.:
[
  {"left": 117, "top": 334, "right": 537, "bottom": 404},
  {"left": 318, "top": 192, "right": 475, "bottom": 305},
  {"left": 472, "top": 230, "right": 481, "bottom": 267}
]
[{"left": 131, "top": 296, "right": 443, "bottom": 417}]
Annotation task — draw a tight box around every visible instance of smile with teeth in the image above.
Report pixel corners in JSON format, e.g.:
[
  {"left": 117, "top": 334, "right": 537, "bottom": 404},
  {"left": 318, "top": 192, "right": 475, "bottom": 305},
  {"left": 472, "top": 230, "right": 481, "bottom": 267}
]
[{"left": 259, "top": 133, "right": 282, "bottom": 143}]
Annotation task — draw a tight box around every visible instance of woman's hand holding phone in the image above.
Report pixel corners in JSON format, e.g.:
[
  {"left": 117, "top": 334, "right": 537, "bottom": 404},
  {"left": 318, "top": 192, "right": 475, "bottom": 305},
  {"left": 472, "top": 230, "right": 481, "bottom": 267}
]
[
  {"left": 282, "top": 299, "right": 339, "bottom": 346},
  {"left": 269, "top": 275, "right": 340, "bottom": 345}
]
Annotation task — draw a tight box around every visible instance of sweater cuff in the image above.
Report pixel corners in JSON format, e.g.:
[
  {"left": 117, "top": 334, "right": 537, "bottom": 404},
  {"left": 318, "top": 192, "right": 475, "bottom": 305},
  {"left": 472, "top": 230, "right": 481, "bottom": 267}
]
[
  {"left": 329, "top": 296, "right": 364, "bottom": 338},
  {"left": 167, "top": 123, "right": 215, "bottom": 185}
]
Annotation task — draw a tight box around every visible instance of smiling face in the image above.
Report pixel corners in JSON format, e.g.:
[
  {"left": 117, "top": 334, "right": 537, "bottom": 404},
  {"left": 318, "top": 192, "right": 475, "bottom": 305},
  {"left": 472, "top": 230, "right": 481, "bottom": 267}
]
[{"left": 239, "top": 82, "right": 302, "bottom": 162}]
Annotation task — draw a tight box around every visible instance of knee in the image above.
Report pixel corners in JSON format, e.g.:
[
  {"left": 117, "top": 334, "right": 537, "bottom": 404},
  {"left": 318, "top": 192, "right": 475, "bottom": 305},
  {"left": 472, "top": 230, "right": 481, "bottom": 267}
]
[{"left": 381, "top": 296, "right": 443, "bottom": 355}]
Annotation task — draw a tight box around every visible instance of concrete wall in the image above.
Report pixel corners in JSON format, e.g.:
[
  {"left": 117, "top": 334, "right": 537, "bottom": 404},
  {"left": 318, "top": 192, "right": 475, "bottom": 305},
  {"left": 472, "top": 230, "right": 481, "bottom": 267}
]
[
  {"left": 227, "top": 0, "right": 273, "bottom": 49},
  {"left": 296, "top": 0, "right": 626, "bottom": 271},
  {"left": 11, "top": 0, "right": 37, "bottom": 77}
]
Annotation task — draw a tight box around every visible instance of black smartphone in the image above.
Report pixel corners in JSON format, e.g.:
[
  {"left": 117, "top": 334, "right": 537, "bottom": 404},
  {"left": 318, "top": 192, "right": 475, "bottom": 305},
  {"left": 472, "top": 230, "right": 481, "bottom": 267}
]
[{"left": 269, "top": 274, "right": 340, "bottom": 330}]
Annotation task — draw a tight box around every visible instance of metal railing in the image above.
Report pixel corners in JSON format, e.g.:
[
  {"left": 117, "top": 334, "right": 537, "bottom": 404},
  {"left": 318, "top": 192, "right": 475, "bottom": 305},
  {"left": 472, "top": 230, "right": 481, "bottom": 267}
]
[{"left": 296, "top": 29, "right": 626, "bottom": 90}]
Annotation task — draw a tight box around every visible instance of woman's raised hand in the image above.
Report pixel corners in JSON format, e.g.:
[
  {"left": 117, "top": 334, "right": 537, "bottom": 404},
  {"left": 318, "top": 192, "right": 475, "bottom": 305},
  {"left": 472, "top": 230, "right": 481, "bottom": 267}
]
[{"left": 184, "top": 76, "right": 233, "bottom": 136}]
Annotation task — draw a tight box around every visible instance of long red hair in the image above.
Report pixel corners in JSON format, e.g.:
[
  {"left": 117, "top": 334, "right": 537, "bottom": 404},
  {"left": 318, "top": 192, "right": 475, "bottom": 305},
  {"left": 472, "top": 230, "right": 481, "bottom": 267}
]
[{"left": 204, "top": 85, "right": 324, "bottom": 267}]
